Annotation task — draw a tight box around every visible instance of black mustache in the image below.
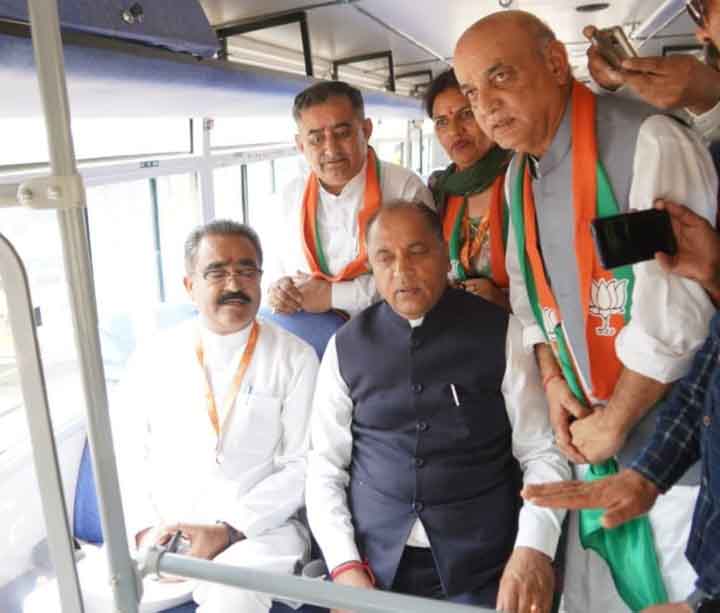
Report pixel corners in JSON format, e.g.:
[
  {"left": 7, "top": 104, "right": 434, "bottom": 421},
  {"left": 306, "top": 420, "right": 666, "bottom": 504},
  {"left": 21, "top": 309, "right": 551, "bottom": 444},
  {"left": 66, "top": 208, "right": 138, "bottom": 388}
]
[{"left": 218, "top": 291, "right": 251, "bottom": 305}]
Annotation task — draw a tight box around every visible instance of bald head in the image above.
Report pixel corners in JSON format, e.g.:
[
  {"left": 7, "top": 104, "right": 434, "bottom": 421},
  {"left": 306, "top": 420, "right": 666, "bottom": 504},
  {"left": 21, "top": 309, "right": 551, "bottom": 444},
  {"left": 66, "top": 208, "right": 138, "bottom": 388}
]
[
  {"left": 453, "top": 10, "right": 572, "bottom": 157},
  {"left": 457, "top": 11, "right": 557, "bottom": 59}
]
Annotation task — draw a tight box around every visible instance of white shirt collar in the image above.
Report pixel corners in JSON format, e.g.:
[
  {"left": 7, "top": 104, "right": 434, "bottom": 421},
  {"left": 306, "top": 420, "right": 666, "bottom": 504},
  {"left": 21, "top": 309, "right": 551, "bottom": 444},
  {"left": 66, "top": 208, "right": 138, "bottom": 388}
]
[
  {"left": 409, "top": 317, "right": 424, "bottom": 328},
  {"left": 198, "top": 319, "right": 254, "bottom": 367}
]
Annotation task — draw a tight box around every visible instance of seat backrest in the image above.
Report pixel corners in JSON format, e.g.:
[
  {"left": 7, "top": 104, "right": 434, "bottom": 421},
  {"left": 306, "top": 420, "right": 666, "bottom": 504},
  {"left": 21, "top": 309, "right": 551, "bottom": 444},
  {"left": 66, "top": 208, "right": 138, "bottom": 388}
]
[
  {"left": 73, "top": 440, "right": 103, "bottom": 544},
  {"left": 258, "top": 309, "right": 346, "bottom": 359}
]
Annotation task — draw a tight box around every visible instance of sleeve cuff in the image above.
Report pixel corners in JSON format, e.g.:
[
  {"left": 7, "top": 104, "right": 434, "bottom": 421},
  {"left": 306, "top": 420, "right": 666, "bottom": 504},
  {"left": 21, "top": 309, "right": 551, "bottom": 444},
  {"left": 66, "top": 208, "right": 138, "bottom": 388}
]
[
  {"left": 522, "top": 324, "right": 546, "bottom": 353},
  {"left": 322, "top": 536, "right": 363, "bottom": 572},
  {"left": 616, "top": 325, "right": 695, "bottom": 383},
  {"left": 513, "top": 504, "right": 562, "bottom": 560}
]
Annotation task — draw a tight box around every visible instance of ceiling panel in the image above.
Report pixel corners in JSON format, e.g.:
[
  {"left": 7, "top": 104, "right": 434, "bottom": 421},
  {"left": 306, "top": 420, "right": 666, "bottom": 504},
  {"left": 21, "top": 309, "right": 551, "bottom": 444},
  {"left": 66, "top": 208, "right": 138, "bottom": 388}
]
[{"left": 199, "top": 1, "right": 700, "bottom": 83}]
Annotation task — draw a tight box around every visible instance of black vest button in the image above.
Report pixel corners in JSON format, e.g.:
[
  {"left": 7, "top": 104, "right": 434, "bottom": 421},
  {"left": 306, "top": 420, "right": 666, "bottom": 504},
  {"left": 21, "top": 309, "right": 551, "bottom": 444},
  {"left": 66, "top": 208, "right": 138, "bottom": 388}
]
[
  {"left": 413, "top": 501, "right": 425, "bottom": 512},
  {"left": 416, "top": 421, "right": 429, "bottom": 432},
  {"left": 412, "top": 383, "right": 424, "bottom": 394},
  {"left": 411, "top": 337, "right": 421, "bottom": 349},
  {"left": 414, "top": 457, "right": 425, "bottom": 468}
]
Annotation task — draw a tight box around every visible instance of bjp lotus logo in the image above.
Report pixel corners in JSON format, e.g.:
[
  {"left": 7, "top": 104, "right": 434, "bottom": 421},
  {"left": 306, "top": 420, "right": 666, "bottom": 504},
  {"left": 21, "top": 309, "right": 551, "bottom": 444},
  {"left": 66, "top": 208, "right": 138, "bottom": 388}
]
[
  {"left": 590, "top": 278, "right": 628, "bottom": 336},
  {"left": 542, "top": 307, "right": 559, "bottom": 341}
]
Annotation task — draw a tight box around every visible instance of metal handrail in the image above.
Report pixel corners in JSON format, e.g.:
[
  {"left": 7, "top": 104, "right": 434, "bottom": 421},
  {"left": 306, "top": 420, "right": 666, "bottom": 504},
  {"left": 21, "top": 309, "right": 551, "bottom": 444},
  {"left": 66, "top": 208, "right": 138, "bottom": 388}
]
[
  {"left": 144, "top": 550, "right": 494, "bottom": 613},
  {"left": 0, "top": 233, "right": 84, "bottom": 612}
]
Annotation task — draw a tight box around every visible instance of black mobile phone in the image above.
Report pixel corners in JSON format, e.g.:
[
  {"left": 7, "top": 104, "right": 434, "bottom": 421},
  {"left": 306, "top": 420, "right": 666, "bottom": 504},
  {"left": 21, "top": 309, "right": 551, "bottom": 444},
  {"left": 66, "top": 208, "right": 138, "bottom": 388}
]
[
  {"left": 590, "top": 209, "right": 677, "bottom": 270},
  {"left": 591, "top": 26, "right": 637, "bottom": 69}
]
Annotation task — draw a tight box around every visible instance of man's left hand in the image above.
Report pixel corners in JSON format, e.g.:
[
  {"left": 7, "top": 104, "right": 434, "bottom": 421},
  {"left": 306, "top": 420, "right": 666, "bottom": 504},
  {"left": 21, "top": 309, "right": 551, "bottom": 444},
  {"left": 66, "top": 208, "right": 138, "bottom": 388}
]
[
  {"left": 641, "top": 603, "right": 692, "bottom": 613},
  {"left": 294, "top": 271, "right": 332, "bottom": 313},
  {"left": 569, "top": 406, "right": 626, "bottom": 464},
  {"left": 497, "top": 547, "right": 554, "bottom": 613},
  {"left": 158, "top": 523, "right": 238, "bottom": 560}
]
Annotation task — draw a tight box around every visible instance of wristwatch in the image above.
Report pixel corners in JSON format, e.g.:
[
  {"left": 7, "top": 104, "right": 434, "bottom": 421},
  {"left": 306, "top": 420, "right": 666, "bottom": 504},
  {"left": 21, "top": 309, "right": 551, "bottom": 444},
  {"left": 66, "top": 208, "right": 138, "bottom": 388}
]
[{"left": 687, "top": 589, "right": 720, "bottom": 612}]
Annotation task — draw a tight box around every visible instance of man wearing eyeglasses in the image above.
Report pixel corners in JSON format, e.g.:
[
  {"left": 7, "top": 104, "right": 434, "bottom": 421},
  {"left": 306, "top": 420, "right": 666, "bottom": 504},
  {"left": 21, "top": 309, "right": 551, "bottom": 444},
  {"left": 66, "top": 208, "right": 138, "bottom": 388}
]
[
  {"left": 112, "top": 220, "right": 319, "bottom": 613},
  {"left": 585, "top": 0, "right": 720, "bottom": 141},
  {"left": 266, "top": 80, "right": 434, "bottom": 318}
]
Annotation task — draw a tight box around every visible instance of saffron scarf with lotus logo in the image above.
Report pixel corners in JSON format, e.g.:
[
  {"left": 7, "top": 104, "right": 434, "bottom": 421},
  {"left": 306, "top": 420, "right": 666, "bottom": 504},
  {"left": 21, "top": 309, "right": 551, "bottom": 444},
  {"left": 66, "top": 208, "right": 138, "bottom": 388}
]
[{"left": 510, "top": 80, "right": 668, "bottom": 611}]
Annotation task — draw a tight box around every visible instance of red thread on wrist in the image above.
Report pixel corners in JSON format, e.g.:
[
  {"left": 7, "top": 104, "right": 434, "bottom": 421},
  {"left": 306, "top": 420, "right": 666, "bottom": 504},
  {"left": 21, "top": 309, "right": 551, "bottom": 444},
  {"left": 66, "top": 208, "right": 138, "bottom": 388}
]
[
  {"left": 542, "top": 373, "right": 563, "bottom": 391},
  {"left": 330, "top": 560, "right": 376, "bottom": 586}
]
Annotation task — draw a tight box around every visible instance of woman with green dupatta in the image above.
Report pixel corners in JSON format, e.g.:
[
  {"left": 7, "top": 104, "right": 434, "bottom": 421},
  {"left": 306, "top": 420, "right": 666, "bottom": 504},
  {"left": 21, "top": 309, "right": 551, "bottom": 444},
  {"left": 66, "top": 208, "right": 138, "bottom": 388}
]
[{"left": 425, "top": 69, "right": 513, "bottom": 310}]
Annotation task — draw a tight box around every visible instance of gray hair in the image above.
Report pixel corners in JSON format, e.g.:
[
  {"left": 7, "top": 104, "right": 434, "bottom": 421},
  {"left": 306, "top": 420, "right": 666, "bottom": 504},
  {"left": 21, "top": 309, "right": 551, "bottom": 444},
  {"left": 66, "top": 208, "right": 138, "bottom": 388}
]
[{"left": 184, "top": 219, "right": 263, "bottom": 274}]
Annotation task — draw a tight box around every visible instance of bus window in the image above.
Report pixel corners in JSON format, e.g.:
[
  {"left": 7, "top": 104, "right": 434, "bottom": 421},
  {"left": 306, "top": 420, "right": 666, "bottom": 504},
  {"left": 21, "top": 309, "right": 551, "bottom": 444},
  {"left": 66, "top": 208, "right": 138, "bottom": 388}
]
[
  {"left": 213, "top": 165, "right": 244, "bottom": 221},
  {"left": 246, "top": 160, "right": 274, "bottom": 227},
  {"left": 0, "top": 208, "right": 82, "bottom": 454},
  {"left": 86, "top": 174, "right": 200, "bottom": 385},
  {"left": 0, "top": 118, "right": 191, "bottom": 167}
]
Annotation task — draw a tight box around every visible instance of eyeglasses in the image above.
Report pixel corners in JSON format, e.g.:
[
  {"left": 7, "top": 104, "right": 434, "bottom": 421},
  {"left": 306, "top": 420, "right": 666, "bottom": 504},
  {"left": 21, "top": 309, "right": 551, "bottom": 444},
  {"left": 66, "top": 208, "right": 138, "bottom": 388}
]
[
  {"left": 687, "top": 0, "right": 707, "bottom": 27},
  {"left": 201, "top": 267, "right": 263, "bottom": 284}
]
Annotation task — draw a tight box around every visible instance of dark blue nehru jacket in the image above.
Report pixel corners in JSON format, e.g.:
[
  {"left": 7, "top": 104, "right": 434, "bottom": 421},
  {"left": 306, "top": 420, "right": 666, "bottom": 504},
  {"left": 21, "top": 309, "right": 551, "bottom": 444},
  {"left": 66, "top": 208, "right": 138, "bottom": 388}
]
[{"left": 335, "top": 288, "right": 522, "bottom": 596}]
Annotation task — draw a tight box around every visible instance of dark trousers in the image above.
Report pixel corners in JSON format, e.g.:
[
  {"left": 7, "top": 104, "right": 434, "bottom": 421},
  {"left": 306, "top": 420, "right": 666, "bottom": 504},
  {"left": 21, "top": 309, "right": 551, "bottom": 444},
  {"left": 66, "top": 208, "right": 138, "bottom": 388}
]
[{"left": 390, "top": 546, "right": 498, "bottom": 607}]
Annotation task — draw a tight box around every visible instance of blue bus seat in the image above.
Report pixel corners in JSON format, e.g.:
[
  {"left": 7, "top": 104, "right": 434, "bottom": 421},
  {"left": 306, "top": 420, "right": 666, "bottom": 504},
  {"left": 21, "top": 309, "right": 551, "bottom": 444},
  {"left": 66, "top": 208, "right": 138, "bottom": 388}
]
[{"left": 258, "top": 308, "right": 346, "bottom": 359}]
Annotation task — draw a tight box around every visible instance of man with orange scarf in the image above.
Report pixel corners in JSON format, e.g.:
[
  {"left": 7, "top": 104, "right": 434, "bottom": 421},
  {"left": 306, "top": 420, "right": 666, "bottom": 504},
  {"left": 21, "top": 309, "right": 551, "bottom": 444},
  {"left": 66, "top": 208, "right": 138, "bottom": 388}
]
[
  {"left": 266, "top": 81, "right": 433, "bottom": 318},
  {"left": 454, "top": 11, "right": 718, "bottom": 613}
]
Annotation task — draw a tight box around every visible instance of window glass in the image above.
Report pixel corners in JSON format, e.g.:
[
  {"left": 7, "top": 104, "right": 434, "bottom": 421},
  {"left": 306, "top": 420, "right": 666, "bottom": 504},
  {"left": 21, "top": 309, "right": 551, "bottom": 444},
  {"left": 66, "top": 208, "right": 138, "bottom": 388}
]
[
  {"left": 87, "top": 181, "right": 158, "bottom": 384},
  {"left": 155, "top": 174, "right": 202, "bottom": 303},
  {"left": 211, "top": 117, "right": 295, "bottom": 149},
  {"left": 0, "top": 117, "right": 191, "bottom": 167},
  {"left": 213, "top": 166, "right": 244, "bottom": 222},
  {"left": 0, "top": 208, "right": 82, "bottom": 454},
  {"left": 273, "top": 155, "right": 303, "bottom": 192},
  {"left": 246, "top": 161, "right": 274, "bottom": 228},
  {"left": 374, "top": 141, "right": 404, "bottom": 166}
]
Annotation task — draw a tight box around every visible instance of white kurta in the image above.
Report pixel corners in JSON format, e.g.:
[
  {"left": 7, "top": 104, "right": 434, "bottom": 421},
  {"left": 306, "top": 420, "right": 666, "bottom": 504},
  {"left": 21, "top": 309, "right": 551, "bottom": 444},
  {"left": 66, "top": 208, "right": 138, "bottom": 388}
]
[
  {"left": 504, "top": 115, "right": 717, "bottom": 612},
  {"left": 306, "top": 315, "right": 571, "bottom": 573},
  {"left": 264, "top": 158, "right": 434, "bottom": 317},
  {"left": 113, "top": 317, "right": 319, "bottom": 613}
]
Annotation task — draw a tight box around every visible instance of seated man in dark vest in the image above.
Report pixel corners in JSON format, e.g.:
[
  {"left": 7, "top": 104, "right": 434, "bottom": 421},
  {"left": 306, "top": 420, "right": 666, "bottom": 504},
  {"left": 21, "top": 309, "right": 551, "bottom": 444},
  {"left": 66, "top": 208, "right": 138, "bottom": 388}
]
[{"left": 306, "top": 200, "right": 571, "bottom": 613}]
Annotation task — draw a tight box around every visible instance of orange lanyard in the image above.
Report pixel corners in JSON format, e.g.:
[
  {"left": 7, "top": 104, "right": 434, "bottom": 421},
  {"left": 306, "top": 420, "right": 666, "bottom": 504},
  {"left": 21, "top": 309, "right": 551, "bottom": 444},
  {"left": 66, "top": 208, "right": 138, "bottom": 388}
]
[{"left": 195, "top": 321, "right": 260, "bottom": 456}]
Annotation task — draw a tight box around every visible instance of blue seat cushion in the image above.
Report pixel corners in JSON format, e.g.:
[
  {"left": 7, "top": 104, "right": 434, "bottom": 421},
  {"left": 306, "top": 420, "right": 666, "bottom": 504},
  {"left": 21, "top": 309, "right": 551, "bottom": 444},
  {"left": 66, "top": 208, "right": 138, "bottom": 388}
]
[
  {"left": 259, "top": 309, "right": 346, "bottom": 359},
  {"left": 73, "top": 441, "right": 103, "bottom": 544}
]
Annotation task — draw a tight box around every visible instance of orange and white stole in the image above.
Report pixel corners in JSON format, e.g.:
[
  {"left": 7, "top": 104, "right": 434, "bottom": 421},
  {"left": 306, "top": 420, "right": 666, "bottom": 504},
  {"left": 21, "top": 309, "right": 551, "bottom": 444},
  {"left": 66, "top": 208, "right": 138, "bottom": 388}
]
[{"left": 300, "top": 147, "right": 381, "bottom": 282}]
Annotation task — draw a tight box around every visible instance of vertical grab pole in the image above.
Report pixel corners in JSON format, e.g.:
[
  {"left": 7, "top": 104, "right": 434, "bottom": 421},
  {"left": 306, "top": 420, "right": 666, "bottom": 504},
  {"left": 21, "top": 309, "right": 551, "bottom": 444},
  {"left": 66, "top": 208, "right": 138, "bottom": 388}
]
[
  {"left": 25, "top": 1, "right": 141, "bottom": 611},
  {"left": 0, "top": 235, "right": 85, "bottom": 612}
]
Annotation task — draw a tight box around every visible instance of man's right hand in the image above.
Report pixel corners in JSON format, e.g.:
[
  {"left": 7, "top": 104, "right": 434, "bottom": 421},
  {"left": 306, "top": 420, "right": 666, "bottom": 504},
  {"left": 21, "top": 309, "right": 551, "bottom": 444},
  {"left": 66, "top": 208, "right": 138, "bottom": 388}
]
[
  {"left": 267, "top": 276, "right": 303, "bottom": 314},
  {"left": 583, "top": 26, "right": 720, "bottom": 114},
  {"left": 522, "top": 468, "right": 660, "bottom": 529},
  {"left": 331, "top": 567, "right": 374, "bottom": 613},
  {"left": 584, "top": 26, "right": 625, "bottom": 91},
  {"left": 544, "top": 376, "right": 591, "bottom": 464}
]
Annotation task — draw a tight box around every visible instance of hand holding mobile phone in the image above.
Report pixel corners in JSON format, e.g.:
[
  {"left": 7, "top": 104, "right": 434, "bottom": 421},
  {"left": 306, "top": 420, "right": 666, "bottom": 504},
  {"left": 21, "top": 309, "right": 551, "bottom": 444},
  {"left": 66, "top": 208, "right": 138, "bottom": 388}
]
[
  {"left": 591, "top": 26, "right": 637, "bottom": 70},
  {"left": 591, "top": 209, "right": 677, "bottom": 270}
]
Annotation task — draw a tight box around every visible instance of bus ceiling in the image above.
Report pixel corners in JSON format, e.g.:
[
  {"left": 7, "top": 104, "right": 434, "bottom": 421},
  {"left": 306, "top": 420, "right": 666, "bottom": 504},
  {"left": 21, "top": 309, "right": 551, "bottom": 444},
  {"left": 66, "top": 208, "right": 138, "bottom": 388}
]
[{"left": 0, "top": 0, "right": 696, "bottom": 119}]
